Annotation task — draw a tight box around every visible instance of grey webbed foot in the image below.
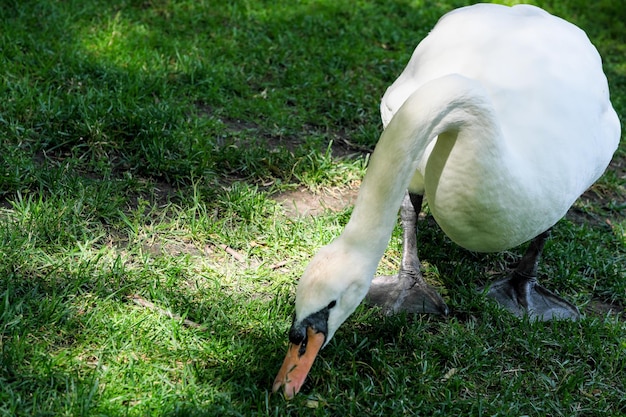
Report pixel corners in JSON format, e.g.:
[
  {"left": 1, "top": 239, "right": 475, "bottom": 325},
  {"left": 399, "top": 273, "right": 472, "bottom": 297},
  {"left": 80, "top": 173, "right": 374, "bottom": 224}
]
[
  {"left": 484, "top": 273, "right": 580, "bottom": 320},
  {"left": 366, "top": 191, "right": 449, "bottom": 316},
  {"left": 367, "top": 272, "right": 449, "bottom": 315},
  {"left": 483, "top": 229, "right": 580, "bottom": 321}
]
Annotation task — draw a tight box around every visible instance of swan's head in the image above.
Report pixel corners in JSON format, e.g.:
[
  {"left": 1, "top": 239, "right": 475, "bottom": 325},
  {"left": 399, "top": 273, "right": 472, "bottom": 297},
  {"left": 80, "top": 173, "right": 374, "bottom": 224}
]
[{"left": 272, "top": 241, "right": 374, "bottom": 398}]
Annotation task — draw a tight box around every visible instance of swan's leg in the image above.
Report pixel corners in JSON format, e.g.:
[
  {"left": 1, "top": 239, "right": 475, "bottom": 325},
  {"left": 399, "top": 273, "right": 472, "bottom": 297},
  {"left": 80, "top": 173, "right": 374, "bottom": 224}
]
[
  {"left": 484, "top": 229, "right": 580, "bottom": 320},
  {"left": 366, "top": 192, "right": 449, "bottom": 315}
]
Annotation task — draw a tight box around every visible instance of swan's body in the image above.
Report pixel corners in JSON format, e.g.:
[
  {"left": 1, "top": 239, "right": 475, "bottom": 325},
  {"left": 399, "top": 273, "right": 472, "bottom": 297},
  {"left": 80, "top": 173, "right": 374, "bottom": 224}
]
[
  {"left": 381, "top": 4, "right": 618, "bottom": 252},
  {"left": 274, "top": 4, "right": 620, "bottom": 398}
]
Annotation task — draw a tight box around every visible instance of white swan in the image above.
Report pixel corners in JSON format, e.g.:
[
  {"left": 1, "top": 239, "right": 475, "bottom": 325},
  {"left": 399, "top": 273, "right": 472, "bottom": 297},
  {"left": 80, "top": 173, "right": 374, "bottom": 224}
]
[{"left": 273, "top": 4, "right": 620, "bottom": 398}]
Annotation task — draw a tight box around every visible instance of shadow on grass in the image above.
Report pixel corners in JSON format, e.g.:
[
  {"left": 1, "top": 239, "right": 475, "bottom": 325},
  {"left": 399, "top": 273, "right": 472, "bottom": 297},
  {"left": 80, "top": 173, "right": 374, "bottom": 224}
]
[{"left": 3, "top": 0, "right": 625, "bottom": 185}]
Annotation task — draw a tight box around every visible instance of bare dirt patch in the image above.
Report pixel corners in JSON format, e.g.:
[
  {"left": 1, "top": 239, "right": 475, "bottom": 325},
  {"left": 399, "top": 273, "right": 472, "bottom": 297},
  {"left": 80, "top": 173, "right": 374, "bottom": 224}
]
[{"left": 272, "top": 186, "right": 359, "bottom": 217}]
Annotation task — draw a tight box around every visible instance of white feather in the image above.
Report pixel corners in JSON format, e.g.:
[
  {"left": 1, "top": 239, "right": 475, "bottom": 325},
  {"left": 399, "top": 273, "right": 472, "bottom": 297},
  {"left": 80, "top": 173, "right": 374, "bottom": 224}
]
[{"left": 293, "top": 3, "right": 620, "bottom": 344}]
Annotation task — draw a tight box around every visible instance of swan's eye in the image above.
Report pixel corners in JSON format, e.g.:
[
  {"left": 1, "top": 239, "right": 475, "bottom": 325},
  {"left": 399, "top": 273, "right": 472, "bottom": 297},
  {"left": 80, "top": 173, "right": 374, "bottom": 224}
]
[{"left": 327, "top": 300, "right": 337, "bottom": 309}]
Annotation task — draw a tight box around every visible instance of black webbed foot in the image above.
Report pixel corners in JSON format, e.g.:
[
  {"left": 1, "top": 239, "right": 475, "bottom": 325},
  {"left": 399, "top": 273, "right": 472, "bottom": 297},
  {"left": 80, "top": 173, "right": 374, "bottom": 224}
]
[
  {"left": 367, "top": 272, "right": 449, "bottom": 315},
  {"left": 482, "top": 230, "right": 580, "bottom": 321}
]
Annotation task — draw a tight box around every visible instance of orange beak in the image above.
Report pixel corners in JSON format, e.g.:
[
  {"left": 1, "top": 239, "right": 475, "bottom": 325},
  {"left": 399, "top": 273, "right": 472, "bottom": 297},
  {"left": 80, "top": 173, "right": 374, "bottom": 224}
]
[{"left": 272, "top": 327, "right": 326, "bottom": 399}]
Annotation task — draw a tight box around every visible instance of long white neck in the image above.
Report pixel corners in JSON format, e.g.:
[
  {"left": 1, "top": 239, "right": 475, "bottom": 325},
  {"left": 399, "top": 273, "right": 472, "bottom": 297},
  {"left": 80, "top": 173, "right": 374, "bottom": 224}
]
[{"left": 340, "top": 74, "right": 504, "bottom": 265}]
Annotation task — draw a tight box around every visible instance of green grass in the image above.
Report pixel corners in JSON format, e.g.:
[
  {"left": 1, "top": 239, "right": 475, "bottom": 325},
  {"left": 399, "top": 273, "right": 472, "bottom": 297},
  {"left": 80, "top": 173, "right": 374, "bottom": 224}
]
[{"left": 1, "top": 0, "right": 624, "bottom": 415}]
